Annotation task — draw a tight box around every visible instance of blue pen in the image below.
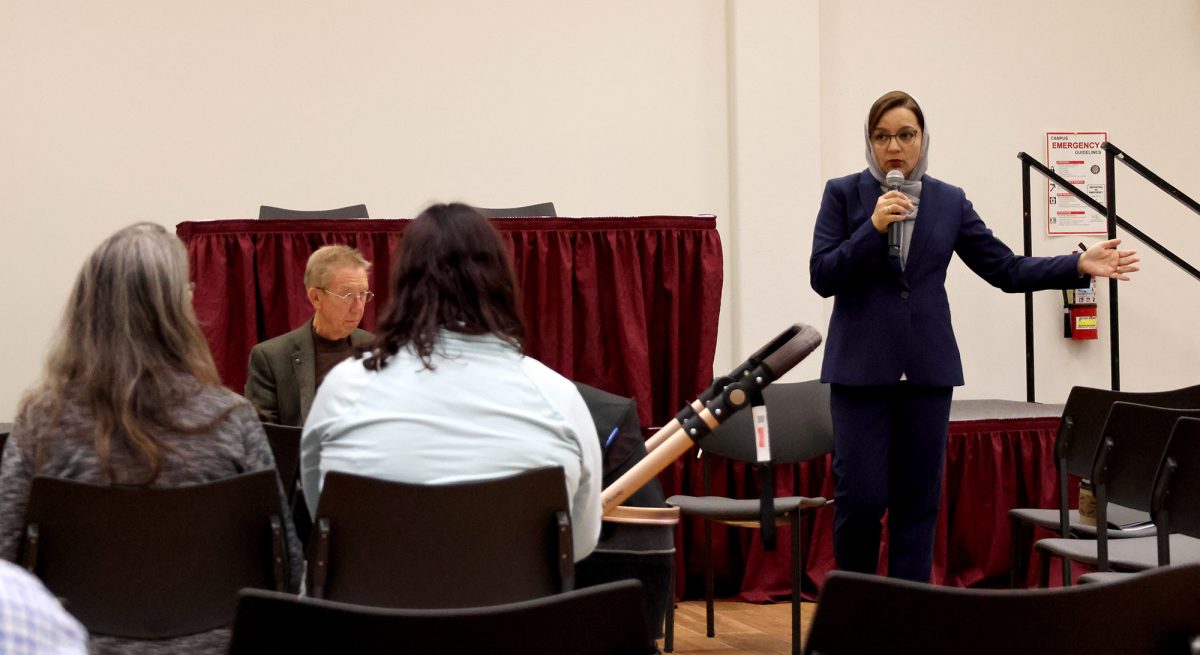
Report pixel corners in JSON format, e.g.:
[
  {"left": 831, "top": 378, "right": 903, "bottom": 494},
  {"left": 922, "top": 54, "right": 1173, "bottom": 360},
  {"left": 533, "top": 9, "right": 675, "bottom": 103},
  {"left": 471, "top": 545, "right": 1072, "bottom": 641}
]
[{"left": 603, "top": 427, "right": 619, "bottom": 452}]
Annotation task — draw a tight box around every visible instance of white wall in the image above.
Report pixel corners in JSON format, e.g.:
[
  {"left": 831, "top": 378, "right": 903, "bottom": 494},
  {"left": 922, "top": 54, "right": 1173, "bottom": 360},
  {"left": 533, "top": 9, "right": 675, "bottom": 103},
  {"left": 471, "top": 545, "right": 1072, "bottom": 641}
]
[
  {"left": 2, "top": 0, "right": 1197, "bottom": 419},
  {"left": 0, "top": 0, "right": 731, "bottom": 419},
  {"left": 725, "top": 1, "right": 826, "bottom": 382}
]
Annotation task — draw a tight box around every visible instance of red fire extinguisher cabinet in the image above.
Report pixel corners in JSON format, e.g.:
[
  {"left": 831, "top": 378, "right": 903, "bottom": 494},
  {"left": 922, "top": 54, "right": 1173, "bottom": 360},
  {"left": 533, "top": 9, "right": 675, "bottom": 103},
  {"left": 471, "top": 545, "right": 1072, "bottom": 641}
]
[{"left": 1068, "top": 303, "right": 1098, "bottom": 340}]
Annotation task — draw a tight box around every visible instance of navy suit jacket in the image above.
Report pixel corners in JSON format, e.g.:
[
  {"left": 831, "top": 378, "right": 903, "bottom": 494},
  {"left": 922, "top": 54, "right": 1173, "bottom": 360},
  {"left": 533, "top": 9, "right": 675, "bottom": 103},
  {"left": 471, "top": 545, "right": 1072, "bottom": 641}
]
[{"left": 810, "top": 169, "right": 1083, "bottom": 387}]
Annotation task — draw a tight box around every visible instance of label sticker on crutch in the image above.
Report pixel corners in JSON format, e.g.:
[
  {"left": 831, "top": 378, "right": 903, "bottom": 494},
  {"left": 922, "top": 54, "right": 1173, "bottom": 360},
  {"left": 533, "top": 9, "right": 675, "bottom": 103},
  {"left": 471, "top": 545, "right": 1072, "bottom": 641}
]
[{"left": 752, "top": 405, "right": 770, "bottom": 462}]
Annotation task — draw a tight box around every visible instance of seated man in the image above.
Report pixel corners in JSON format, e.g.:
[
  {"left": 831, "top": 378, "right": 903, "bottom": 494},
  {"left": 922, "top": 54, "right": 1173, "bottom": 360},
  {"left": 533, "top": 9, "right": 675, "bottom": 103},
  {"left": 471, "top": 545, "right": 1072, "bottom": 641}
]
[
  {"left": 572, "top": 382, "right": 672, "bottom": 639},
  {"left": 245, "top": 245, "right": 375, "bottom": 426}
]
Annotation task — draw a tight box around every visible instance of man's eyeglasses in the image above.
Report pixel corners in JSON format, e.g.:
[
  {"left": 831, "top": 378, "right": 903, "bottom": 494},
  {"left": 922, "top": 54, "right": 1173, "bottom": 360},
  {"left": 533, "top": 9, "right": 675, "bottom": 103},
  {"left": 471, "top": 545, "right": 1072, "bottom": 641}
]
[
  {"left": 871, "top": 129, "right": 920, "bottom": 147},
  {"left": 319, "top": 288, "right": 375, "bottom": 304}
]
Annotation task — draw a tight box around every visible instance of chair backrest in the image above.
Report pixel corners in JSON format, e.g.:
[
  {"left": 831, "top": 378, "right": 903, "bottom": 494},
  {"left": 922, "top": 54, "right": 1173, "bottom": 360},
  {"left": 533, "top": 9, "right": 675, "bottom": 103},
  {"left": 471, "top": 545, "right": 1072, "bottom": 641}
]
[
  {"left": 261, "top": 422, "right": 301, "bottom": 504},
  {"left": 258, "top": 204, "right": 369, "bottom": 220},
  {"left": 1058, "top": 384, "right": 1200, "bottom": 477},
  {"left": 308, "top": 467, "right": 573, "bottom": 608},
  {"left": 19, "top": 470, "right": 287, "bottom": 639},
  {"left": 472, "top": 202, "right": 557, "bottom": 218},
  {"left": 573, "top": 382, "right": 644, "bottom": 482},
  {"left": 229, "top": 579, "right": 655, "bottom": 655},
  {"left": 699, "top": 380, "right": 833, "bottom": 465},
  {"left": 803, "top": 565, "right": 1200, "bottom": 655},
  {"left": 1156, "top": 417, "right": 1200, "bottom": 541},
  {"left": 1093, "top": 402, "right": 1200, "bottom": 512}
]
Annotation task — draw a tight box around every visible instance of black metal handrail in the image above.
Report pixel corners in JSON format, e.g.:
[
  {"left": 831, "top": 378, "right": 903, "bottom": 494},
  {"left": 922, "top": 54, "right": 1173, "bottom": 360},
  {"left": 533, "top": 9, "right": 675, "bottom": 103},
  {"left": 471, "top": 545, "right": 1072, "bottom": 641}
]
[
  {"left": 1018, "top": 141, "right": 1200, "bottom": 401},
  {"left": 1105, "top": 143, "right": 1200, "bottom": 216}
]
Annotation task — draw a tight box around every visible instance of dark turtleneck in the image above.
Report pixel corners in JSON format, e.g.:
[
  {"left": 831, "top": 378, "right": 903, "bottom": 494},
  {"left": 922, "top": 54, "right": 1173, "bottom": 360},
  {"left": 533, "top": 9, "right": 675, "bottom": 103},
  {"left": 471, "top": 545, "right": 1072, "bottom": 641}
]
[{"left": 312, "top": 325, "right": 355, "bottom": 390}]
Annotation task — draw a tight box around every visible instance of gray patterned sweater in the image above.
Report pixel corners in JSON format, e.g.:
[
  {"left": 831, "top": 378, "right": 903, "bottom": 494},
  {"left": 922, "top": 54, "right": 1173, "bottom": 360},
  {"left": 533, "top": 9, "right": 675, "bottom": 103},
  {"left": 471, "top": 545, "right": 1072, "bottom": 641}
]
[{"left": 0, "top": 381, "right": 303, "bottom": 654}]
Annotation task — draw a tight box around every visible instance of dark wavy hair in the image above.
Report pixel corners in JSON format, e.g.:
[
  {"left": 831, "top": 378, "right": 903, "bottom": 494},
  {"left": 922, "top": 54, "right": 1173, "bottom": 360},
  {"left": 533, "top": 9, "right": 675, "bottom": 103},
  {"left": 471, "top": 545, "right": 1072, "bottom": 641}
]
[{"left": 363, "top": 203, "right": 525, "bottom": 370}]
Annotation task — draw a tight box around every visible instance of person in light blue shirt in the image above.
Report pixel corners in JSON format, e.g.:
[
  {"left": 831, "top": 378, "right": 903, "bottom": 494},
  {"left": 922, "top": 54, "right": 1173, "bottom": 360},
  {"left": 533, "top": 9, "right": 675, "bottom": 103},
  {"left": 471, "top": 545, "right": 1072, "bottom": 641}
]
[
  {"left": 0, "top": 560, "right": 87, "bottom": 655},
  {"left": 302, "top": 203, "right": 602, "bottom": 561}
]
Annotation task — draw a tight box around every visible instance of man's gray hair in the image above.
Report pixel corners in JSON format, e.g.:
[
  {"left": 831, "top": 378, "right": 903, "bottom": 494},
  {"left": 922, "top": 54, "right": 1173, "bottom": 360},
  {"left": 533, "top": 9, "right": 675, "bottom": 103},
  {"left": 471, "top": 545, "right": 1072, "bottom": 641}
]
[{"left": 304, "top": 245, "right": 371, "bottom": 289}]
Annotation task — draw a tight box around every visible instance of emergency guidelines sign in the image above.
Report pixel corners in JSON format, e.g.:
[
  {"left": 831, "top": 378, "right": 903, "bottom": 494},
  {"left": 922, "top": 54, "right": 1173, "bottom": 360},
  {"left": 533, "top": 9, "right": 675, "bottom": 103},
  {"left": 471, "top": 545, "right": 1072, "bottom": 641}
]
[{"left": 1046, "top": 132, "right": 1108, "bottom": 236}]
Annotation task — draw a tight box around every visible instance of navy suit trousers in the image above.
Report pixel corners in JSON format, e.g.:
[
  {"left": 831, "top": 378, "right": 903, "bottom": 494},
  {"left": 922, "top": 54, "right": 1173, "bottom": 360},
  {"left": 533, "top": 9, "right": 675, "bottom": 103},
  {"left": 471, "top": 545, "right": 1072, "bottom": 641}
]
[{"left": 829, "top": 382, "right": 953, "bottom": 582}]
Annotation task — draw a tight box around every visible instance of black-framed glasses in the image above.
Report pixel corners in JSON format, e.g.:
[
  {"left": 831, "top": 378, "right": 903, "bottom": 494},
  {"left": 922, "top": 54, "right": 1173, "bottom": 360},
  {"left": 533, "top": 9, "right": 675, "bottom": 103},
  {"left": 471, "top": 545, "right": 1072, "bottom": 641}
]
[
  {"left": 319, "top": 288, "right": 375, "bottom": 304},
  {"left": 871, "top": 128, "right": 920, "bottom": 147}
]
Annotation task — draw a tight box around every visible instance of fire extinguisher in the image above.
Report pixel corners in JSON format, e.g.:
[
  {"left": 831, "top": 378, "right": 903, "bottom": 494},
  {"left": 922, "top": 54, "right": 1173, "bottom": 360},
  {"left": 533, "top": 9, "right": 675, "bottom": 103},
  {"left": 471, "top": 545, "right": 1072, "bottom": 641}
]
[{"left": 1063, "top": 244, "right": 1097, "bottom": 340}]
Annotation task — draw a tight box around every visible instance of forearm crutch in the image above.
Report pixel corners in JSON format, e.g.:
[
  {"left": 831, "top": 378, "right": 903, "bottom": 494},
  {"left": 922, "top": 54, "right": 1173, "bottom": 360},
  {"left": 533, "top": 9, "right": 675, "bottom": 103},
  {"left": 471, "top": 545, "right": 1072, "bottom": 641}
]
[{"left": 602, "top": 323, "right": 823, "bottom": 515}]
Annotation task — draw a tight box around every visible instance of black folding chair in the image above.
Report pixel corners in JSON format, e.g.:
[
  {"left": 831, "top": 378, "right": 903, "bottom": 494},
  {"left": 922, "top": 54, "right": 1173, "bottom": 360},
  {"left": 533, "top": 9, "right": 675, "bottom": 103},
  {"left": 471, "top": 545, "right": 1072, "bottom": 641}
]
[
  {"left": 258, "top": 204, "right": 369, "bottom": 219},
  {"left": 1008, "top": 384, "right": 1200, "bottom": 587},
  {"left": 20, "top": 471, "right": 289, "bottom": 639},
  {"left": 261, "top": 422, "right": 300, "bottom": 506},
  {"left": 472, "top": 202, "right": 557, "bottom": 217},
  {"left": 1078, "top": 416, "right": 1200, "bottom": 583},
  {"left": 308, "top": 467, "right": 573, "bottom": 608},
  {"left": 1033, "top": 402, "right": 1200, "bottom": 585},
  {"left": 229, "top": 579, "right": 655, "bottom": 655},
  {"left": 666, "top": 380, "right": 834, "bottom": 655},
  {"left": 805, "top": 564, "right": 1200, "bottom": 654}
]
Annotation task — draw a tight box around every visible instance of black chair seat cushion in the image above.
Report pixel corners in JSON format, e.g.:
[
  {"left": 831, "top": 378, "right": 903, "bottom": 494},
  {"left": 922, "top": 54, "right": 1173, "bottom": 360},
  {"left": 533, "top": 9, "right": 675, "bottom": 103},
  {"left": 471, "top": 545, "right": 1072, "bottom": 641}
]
[
  {"left": 665, "top": 494, "right": 827, "bottom": 521},
  {"left": 1008, "top": 507, "right": 1156, "bottom": 538}
]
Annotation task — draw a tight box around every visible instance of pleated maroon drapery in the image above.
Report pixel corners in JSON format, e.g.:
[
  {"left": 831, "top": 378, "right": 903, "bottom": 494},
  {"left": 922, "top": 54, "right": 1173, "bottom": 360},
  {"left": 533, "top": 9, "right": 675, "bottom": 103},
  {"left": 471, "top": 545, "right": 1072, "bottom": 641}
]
[
  {"left": 178, "top": 215, "right": 733, "bottom": 604},
  {"left": 175, "top": 216, "right": 723, "bottom": 439},
  {"left": 177, "top": 217, "right": 1062, "bottom": 600}
]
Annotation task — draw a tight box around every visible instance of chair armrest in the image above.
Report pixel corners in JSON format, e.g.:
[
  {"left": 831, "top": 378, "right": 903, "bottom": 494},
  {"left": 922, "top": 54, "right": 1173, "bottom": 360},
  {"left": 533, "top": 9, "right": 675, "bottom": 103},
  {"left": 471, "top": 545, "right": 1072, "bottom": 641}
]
[{"left": 603, "top": 506, "right": 680, "bottom": 526}]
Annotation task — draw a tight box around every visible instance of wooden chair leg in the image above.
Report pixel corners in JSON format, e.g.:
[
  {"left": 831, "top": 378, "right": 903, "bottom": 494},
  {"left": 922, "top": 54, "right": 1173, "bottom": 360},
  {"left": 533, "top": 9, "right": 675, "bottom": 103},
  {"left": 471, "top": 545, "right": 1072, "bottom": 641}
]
[{"left": 703, "top": 520, "right": 715, "bottom": 638}]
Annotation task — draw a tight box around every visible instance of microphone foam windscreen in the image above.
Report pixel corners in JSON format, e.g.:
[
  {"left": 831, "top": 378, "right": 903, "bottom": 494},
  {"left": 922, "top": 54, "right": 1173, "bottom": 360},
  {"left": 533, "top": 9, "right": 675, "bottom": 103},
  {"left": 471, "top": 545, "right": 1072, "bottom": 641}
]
[{"left": 761, "top": 324, "right": 822, "bottom": 379}]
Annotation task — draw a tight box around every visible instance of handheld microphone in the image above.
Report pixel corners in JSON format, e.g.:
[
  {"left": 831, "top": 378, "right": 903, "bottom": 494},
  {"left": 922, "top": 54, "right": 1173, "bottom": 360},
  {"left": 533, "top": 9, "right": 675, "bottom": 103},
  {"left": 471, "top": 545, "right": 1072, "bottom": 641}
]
[{"left": 885, "top": 169, "right": 905, "bottom": 260}]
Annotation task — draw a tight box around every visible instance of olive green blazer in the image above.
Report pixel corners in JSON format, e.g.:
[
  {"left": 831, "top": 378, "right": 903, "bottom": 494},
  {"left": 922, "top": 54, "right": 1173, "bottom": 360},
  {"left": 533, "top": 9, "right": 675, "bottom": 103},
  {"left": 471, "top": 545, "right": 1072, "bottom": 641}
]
[{"left": 244, "top": 318, "right": 373, "bottom": 426}]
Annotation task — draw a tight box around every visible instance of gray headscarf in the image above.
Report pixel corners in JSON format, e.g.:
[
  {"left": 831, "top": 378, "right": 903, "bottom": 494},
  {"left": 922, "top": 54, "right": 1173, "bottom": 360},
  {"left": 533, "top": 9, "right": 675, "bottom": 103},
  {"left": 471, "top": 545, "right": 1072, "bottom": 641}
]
[{"left": 865, "top": 120, "right": 929, "bottom": 266}]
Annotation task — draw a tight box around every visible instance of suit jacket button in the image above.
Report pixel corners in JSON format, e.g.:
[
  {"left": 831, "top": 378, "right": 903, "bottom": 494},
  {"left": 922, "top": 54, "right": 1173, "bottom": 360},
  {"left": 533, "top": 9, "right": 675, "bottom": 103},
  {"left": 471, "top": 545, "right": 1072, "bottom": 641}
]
[{"left": 900, "top": 291, "right": 910, "bottom": 299}]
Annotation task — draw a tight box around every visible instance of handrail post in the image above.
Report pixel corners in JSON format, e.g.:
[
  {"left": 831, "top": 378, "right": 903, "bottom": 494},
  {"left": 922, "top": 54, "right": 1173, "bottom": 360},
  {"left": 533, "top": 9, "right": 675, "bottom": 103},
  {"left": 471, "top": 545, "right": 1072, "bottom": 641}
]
[
  {"left": 1022, "top": 158, "right": 1035, "bottom": 402},
  {"left": 1105, "top": 144, "right": 1120, "bottom": 390}
]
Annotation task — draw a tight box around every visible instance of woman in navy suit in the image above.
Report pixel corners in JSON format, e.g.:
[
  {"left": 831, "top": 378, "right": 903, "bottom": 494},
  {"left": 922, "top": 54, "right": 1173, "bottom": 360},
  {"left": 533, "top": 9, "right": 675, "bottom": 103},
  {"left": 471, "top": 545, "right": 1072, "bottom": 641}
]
[{"left": 809, "top": 90, "right": 1139, "bottom": 582}]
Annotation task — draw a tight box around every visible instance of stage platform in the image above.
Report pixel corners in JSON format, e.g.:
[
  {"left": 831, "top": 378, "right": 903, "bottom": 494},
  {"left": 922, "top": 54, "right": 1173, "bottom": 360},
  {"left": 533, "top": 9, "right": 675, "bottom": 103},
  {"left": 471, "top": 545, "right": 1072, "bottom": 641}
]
[{"left": 950, "top": 399, "right": 1063, "bottom": 421}]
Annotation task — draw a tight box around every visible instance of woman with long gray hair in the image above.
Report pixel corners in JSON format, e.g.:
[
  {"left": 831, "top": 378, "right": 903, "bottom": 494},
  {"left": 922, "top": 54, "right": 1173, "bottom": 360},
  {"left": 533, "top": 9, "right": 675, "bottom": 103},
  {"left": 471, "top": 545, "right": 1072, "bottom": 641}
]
[{"left": 0, "top": 222, "right": 302, "bottom": 653}]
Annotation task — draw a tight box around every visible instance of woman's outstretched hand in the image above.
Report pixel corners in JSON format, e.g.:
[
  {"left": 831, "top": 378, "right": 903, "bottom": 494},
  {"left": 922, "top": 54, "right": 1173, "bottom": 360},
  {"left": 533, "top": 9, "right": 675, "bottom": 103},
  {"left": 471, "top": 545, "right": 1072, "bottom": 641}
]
[{"left": 1077, "top": 238, "right": 1139, "bottom": 281}]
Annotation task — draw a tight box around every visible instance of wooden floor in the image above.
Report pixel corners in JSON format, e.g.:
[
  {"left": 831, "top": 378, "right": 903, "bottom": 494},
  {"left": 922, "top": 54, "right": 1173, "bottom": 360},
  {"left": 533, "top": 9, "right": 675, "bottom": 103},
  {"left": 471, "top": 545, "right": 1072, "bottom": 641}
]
[{"left": 660, "top": 599, "right": 815, "bottom": 654}]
